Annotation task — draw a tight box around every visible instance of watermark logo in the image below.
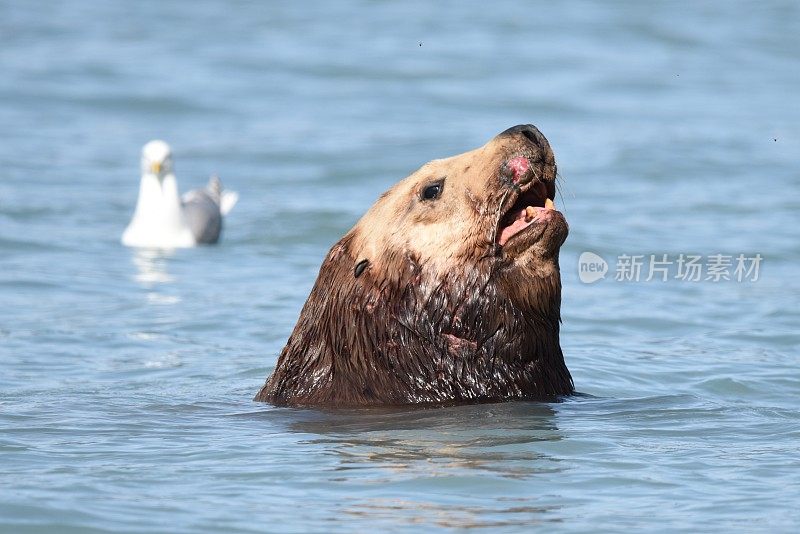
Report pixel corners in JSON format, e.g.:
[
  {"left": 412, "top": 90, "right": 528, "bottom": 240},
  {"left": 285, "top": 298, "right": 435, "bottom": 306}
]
[
  {"left": 578, "top": 252, "right": 762, "bottom": 283},
  {"left": 578, "top": 251, "right": 608, "bottom": 284}
]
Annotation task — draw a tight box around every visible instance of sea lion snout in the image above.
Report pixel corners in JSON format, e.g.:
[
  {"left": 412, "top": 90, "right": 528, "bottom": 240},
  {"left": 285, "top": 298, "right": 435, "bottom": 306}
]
[
  {"left": 504, "top": 155, "right": 531, "bottom": 184},
  {"left": 492, "top": 124, "right": 557, "bottom": 195},
  {"left": 497, "top": 123, "right": 550, "bottom": 150}
]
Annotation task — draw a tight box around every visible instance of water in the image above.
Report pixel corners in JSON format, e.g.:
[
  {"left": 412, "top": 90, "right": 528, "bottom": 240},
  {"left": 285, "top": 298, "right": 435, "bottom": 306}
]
[{"left": 1, "top": 0, "right": 799, "bottom": 531}]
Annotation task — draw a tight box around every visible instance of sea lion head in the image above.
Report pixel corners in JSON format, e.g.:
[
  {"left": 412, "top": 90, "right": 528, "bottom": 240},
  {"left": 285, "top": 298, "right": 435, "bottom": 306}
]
[
  {"left": 351, "top": 123, "right": 567, "bottom": 283},
  {"left": 257, "top": 124, "right": 573, "bottom": 407}
]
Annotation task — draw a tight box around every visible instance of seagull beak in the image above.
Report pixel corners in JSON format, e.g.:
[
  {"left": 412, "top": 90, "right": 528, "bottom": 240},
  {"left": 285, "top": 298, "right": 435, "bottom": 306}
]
[{"left": 150, "top": 162, "right": 162, "bottom": 175}]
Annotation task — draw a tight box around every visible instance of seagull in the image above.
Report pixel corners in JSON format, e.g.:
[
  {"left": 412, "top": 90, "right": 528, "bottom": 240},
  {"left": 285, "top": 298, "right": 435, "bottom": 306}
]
[{"left": 122, "top": 140, "right": 238, "bottom": 248}]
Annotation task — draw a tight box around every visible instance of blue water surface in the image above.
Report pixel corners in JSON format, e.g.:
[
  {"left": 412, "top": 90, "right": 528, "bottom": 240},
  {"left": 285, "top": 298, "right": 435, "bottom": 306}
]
[{"left": 1, "top": 1, "right": 799, "bottom": 532}]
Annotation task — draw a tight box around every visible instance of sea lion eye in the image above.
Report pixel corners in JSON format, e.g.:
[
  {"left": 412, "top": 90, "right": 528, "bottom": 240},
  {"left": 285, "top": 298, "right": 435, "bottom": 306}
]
[{"left": 420, "top": 179, "right": 444, "bottom": 201}]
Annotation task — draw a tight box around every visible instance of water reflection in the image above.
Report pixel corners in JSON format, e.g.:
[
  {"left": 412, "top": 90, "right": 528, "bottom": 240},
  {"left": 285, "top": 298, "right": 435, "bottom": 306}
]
[
  {"left": 131, "top": 248, "right": 175, "bottom": 285},
  {"left": 290, "top": 402, "right": 562, "bottom": 473},
  {"left": 252, "top": 401, "right": 566, "bottom": 527},
  {"left": 338, "top": 498, "right": 562, "bottom": 529}
]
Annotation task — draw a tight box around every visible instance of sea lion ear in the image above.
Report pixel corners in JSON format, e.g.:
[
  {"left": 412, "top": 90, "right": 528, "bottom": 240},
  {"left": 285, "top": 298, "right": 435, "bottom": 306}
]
[{"left": 354, "top": 259, "right": 369, "bottom": 278}]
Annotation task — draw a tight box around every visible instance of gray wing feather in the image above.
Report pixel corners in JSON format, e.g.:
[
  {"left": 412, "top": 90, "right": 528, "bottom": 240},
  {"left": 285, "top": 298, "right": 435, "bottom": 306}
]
[{"left": 182, "top": 189, "right": 222, "bottom": 244}]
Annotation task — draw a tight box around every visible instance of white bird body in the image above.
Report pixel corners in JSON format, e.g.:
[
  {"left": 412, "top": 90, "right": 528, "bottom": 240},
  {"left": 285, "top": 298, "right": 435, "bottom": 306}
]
[
  {"left": 122, "top": 172, "right": 196, "bottom": 248},
  {"left": 122, "top": 140, "right": 237, "bottom": 249}
]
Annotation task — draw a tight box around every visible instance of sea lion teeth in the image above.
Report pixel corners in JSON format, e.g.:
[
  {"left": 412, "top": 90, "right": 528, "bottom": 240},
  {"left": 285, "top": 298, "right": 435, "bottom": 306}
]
[
  {"left": 524, "top": 206, "right": 537, "bottom": 222},
  {"left": 545, "top": 198, "right": 555, "bottom": 210}
]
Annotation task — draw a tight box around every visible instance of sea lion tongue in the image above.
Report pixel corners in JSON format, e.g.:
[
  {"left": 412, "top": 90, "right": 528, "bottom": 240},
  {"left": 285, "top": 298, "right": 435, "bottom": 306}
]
[{"left": 498, "top": 198, "right": 556, "bottom": 246}]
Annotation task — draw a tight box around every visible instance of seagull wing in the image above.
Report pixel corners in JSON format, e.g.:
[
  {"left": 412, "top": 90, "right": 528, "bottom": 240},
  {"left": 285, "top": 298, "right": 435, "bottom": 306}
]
[{"left": 181, "top": 188, "right": 222, "bottom": 244}]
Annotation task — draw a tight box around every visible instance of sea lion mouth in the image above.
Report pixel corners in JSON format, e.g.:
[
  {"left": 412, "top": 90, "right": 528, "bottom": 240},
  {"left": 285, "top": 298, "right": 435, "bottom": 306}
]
[{"left": 495, "top": 157, "right": 560, "bottom": 248}]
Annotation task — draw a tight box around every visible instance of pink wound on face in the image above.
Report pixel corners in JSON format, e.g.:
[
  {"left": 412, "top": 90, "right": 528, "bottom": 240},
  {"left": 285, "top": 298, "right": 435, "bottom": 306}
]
[{"left": 507, "top": 156, "right": 530, "bottom": 183}]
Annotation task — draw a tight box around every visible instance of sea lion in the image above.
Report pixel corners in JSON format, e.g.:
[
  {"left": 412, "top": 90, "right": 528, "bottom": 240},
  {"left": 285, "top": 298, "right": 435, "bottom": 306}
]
[{"left": 255, "top": 124, "right": 573, "bottom": 407}]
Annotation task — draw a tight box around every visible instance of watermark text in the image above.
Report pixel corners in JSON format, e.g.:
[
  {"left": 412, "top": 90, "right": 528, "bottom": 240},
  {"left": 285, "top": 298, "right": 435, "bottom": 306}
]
[{"left": 578, "top": 252, "right": 762, "bottom": 284}]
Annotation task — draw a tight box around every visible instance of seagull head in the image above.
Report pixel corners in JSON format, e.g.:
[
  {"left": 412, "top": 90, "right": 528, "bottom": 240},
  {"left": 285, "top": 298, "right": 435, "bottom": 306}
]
[{"left": 141, "top": 140, "right": 174, "bottom": 178}]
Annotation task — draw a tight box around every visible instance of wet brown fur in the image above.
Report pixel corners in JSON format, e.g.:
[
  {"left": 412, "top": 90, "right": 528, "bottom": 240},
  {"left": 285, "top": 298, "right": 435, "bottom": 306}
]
[{"left": 255, "top": 125, "right": 573, "bottom": 407}]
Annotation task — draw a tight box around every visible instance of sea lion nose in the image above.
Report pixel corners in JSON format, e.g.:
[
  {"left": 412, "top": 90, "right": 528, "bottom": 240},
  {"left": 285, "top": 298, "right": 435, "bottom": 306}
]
[{"left": 498, "top": 124, "right": 547, "bottom": 147}]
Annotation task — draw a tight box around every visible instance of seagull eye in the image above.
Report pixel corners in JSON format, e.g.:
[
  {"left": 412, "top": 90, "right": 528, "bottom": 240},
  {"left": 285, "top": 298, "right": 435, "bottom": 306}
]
[{"left": 420, "top": 180, "right": 444, "bottom": 201}]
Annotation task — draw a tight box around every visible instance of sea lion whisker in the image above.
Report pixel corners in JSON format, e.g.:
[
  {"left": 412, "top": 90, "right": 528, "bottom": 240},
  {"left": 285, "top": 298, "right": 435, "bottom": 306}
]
[
  {"left": 490, "top": 189, "right": 511, "bottom": 247},
  {"left": 555, "top": 171, "right": 568, "bottom": 211}
]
